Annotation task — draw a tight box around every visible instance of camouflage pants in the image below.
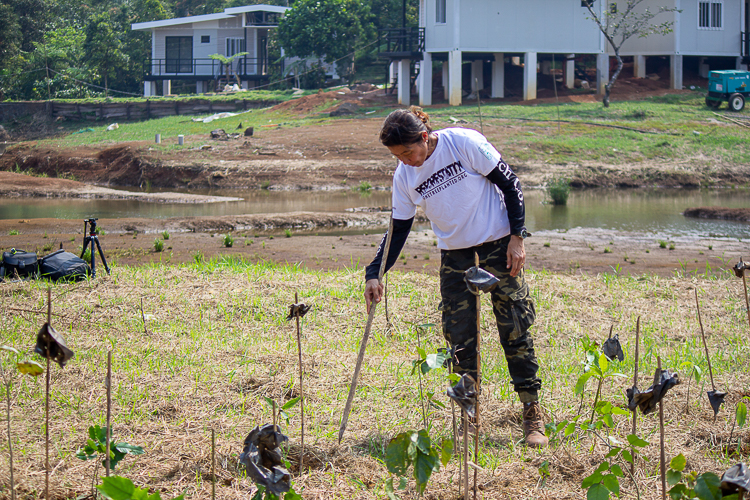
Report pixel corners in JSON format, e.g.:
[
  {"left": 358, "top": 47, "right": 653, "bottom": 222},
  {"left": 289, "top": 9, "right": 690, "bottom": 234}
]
[{"left": 439, "top": 235, "right": 542, "bottom": 403}]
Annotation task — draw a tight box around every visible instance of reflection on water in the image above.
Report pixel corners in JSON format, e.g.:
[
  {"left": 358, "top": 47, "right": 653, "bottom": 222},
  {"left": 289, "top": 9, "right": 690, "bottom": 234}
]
[{"left": 1, "top": 187, "right": 748, "bottom": 239}]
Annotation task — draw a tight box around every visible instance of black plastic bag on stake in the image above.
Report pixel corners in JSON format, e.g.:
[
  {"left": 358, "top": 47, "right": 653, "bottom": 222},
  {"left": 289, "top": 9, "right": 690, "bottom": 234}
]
[
  {"left": 286, "top": 303, "right": 311, "bottom": 321},
  {"left": 239, "top": 424, "right": 291, "bottom": 495},
  {"left": 707, "top": 390, "right": 727, "bottom": 417},
  {"left": 463, "top": 266, "right": 500, "bottom": 295},
  {"left": 720, "top": 463, "right": 750, "bottom": 494},
  {"left": 626, "top": 368, "right": 680, "bottom": 415},
  {"left": 34, "top": 323, "right": 75, "bottom": 368},
  {"left": 602, "top": 334, "right": 624, "bottom": 362},
  {"left": 446, "top": 374, "right": 477, "bottom": 419}
]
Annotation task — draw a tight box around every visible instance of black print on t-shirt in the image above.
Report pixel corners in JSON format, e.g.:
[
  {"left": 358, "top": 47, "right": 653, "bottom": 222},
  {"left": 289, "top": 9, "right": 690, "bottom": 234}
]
[{"left": 414, "top": 161, "right": 467, "bottom": 199}]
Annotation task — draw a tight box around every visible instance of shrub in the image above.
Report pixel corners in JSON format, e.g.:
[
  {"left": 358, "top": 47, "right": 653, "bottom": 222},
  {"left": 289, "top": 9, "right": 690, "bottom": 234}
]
[
  {"left": 357, "top": 181, "right": 372, "bottom": 193},
  {"left": 161, "top": 230, "right": 170, "bottom": 240},
  {"left": 154, "top": 239, "right": 164, "bottom": 252},
  {"left": 223, "top": 234, "right": 234, "bottom": 248},
  {"left": 546, "top": 176, "right": 571, "bottom": 205}
]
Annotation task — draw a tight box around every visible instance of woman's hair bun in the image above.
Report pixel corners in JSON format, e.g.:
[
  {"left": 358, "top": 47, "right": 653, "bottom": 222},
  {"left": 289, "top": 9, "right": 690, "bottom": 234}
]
[{"left": 409, "top": 105, "right": 430, "bottom": 125}]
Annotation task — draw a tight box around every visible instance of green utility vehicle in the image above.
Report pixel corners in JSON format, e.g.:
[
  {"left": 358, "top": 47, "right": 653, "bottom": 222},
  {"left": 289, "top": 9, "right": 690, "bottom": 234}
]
[{"left": 705, "top": 70, "right": 750, "bottom": 111}]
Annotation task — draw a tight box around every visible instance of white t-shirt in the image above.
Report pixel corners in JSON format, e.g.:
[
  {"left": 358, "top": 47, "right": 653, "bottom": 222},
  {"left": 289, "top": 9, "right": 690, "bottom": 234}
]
[{"left": 392, "top": 127, "right": 511, "bottom": 250}]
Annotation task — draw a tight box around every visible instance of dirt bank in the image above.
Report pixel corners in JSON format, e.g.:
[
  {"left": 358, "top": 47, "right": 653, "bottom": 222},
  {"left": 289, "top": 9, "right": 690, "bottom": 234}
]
[
  {"left": 684, "top": 207, "right": 750, "bottom": 222},
  {"left": 0, "top": 171, "right": 241, "bottom": 203},
  {"left": 2, "top": 215, "right": 746, "bottom": 278}
]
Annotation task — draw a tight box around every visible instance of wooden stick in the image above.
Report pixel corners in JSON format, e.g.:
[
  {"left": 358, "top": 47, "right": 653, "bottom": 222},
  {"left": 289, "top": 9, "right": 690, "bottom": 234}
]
[
  {"left": 449, "top": 340, "right": 461, "bottom": 497},
  {"left": 211, "top": 428, "right": 216, "bottom": 500},
  {"left": 631, "top": 317, "right": 640, "bottom": 477},
  {"left": 294, "top": 292, "right": 305, "bottom": 474},
  {"left": 6, "top": 379, "right": 15, "bottom": 500},
  {"left": 473, "top": 252, "right": 481, "bottom": 500},
  {"left": 140, "top": 298, "right": 148, "bottom": 334},
  {"left": 741, "top": 270, "right": 750, "bottom": 331},
  {"left": 45, "top": 287, "right": 51, "bottom": 500},
  {"left": 658, "top": 356, "right": 666, "bottom": 500},
  {"left": 695, "top": 288, "right": 716, "bottom": 390},
  {"left": 463, "top": 410, "right": 469, "bottom": 500},
  {"left": 106, "top": 352, "right": 112, "bottom": 477}
]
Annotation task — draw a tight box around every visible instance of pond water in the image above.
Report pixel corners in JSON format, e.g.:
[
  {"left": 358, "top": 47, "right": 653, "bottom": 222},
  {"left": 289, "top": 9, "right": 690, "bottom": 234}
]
[{"left": 1, "top": 188, "right": 749, "bottom": 239}]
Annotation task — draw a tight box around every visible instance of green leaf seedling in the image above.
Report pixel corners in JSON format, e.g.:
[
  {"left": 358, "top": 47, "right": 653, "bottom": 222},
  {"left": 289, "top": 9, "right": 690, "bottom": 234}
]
[{"left": 76, "top": 424, "right": 145, "bottom": 494}]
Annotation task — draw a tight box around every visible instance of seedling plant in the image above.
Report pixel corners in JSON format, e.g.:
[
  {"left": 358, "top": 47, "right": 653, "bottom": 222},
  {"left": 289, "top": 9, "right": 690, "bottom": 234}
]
[{"left": 76, "top": 424, "right": 145, "bottom": 493}]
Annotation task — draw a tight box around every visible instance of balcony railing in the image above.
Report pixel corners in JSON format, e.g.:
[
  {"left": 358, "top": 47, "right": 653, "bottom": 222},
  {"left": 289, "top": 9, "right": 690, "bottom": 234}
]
[
  {"left": 145, "top": 58, "right": 278, "bottom": 79},
  {"left": 743, "top": 32, "right": 749, "bottom": 59},
  {"left": 377, "top": 27, "right": 425, "bottom": 59}
]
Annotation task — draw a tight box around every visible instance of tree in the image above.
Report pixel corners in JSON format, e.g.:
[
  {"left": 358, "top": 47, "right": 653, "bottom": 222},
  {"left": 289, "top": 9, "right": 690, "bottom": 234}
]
[
  {"left": 0, "top": 3, "right": 22, "bottom": 71},
  {"left": 277, "top": 0, "right": 374, "bottom": 83},
  {"left": 83, "top": 11, "right": 128, "bottom": 96},
  {"left": 584, "top": 0, "right": 679, "bottom": 107},
  {"left": 209, "top": 52, "right": 249, "bottom": 87}
]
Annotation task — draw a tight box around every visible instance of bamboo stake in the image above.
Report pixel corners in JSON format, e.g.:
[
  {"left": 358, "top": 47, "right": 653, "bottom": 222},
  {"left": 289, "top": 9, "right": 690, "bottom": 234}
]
[
  {"left": 6, "top": 376, "right": 15, "bottom": 500},
  {"left": 294, "top": 292, "right": 305, "bottom": 474},
  {"left": 106, "top": 351, "right": 112, "bottom": 477},
  {"left": 658, "top": 356, "right": 666, "bottom": 500},
  {"left": 211, "top": 429, "right": 216, "bottom": 500},
  {"left": 463, "top": 410, "right": 469, "bottom": 500},
  {"left": 631, "top": 317, "right": 640, "bottom": 477},
  {"left": 45, "top": 287, "right": 51, "bottom": 500},
  {"left": 695, "top": 289, "right": 716, "bottom": 391},
  {"left": 589, "top": 325, "right": 612, "bottom": 426},
  {"left": 473, "top": 252, "right": 481, "bottom": 500},
  {"left": 449, "top": 340, "right": 461, "bottom": 497},
  {"left": 741, "top": 265, "right": 750, "bottom": 330},
  {"left": 272, "top": 401, "right": 277, "bottom": 431}
]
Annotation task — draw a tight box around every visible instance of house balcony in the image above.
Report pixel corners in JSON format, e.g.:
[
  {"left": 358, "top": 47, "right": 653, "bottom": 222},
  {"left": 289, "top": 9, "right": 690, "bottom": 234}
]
[
  {"left": 377, "top": 27, "right": 425, "bottom": 60},
  {"left": 144, "top": 58, "right": 280, "bottom": 81}
]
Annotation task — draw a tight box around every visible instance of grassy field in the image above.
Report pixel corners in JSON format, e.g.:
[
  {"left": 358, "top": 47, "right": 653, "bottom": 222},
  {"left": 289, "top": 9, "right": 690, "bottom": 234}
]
[
  {"left": 28, "top": 91, "right": 750, "bottom": 169},
  {"left": 1, "top": 259, "right": 749, "bottom": 499}
]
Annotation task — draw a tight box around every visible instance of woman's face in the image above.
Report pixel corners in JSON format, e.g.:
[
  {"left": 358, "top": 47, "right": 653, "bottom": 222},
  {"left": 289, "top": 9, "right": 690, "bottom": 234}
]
[{"left": 386, "top": 132, "right": 429, "bottom": 167}]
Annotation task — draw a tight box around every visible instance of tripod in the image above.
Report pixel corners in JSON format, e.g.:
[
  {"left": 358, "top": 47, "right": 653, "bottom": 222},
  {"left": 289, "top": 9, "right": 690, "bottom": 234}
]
[{"left": 81, "top": 218, "right": 110, "bottom": 278}]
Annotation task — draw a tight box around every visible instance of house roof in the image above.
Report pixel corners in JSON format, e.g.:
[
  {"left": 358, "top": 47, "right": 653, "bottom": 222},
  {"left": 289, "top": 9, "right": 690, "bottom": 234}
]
[{"left": 132, "top": 4, "right": 289, "bottom": 31}]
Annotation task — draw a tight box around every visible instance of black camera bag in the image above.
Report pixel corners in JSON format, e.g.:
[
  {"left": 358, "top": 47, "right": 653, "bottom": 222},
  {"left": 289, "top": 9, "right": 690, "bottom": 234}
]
[
  {"left": 1, "top": 249, "right": 38, "bottom": 280},
  {"left": 39, "top": 250, "right": 90, "bottom": 282}
]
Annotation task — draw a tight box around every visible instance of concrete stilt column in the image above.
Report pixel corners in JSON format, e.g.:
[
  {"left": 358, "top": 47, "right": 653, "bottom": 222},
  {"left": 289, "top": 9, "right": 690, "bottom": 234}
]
[
  {"left": 541, "top": 60, "right": 551, "bottom": 75},
  {"left": 565, "top": 54, "right": 575, "bottom": 89},
  {"left": 491, "top": 52, "right": 505, "bottom": 98},
  {"left": 442, "top": 62, "right": 449, "bottom": 100},
  {"left": 419, "top": 52, "right": 433, "bottom": 106},
  {"left": 241, "top": 81, "right": 249, "bottom": 90},
  {"left": 390, "top": 62, "right": 397, "bottom": 87},
  {"left": 670, "top": 54, "right": 683, "bottom": 90},
  {"left": 595, "top": 53, "right": 609, "bottom": 95},
  {"left": 397, "top": 59, "right": 410, "bottom": 106},
  {"left": 196, "top": 81, "right": 205, "bottom": 94},
  {"left": 523, "top": 52, "right": 537, "bottom": 101},
  {"left": 163, "top": 80, "right": 171, "bottom": 96},
  {"left": 448, "top": 50, "right": 462, "bottom": 106},
  {"left": 471, "top": 60, "right": 483, "bottom": 91},
  {"left": 144, "top": 81, "right": 156, "bottom": 97},
  {"left": 634, "top": 55, "right": 646, "bottom": 78}
]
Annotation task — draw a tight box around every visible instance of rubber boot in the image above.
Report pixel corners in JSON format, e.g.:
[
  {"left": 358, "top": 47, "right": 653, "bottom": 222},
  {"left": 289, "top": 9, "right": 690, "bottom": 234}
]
[{"left": 522, "top": 401, "right": 548, "bottom": 448}]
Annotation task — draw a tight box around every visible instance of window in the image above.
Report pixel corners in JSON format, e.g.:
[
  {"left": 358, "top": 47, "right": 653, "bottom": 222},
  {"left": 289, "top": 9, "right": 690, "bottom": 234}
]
[
  {"left": 225, "top": 37, "right": 246, "bottom": 57},
  {"left": 165, "top": 36, "right": 192, "bottom": 73},
  {"left": 201, "top": 35, "right": 210, "bottom": 43},
  {"left": 699, "top": 1, "right": 723, "bottom": 29},
  {"left": 436, "top": 0, "right": 446, "bottom": 23}
]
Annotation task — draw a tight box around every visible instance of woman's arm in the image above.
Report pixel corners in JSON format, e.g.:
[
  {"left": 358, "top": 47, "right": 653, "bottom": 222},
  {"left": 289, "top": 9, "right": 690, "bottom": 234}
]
[
  {"left": 485, "top": 160, "right": 525, "bottom": 236},
  {"left": 364, "top": 217, "right": 414, "bottom": 311}
]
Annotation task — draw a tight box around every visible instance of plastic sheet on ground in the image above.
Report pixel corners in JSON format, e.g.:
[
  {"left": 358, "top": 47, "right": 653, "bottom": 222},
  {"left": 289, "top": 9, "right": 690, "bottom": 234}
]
[
  {"left": 464, "top": 266, "right": 500, "bottom": 294},
  {"left": 286, "top": 303, "right": 311, "bottom": 321},
  {"left": 720, "top": 463, "right": 750, "bottom": 493},
  {"left": 447, "top": 374, "right": 477, "bottom": 419},
  {"left": 707, "top": 390, "right": 727, "bottom": 417},
  {"left": 602, "top": 334, "right": 624, "bottom": 362},
  {"left": 191, "top": 109, "right": 252, "bottom": 124},
  {"left": 239, "top": 424, "right": 291, "bottom": 495},
  {"left": 626, "top": 368, "right": 680, "bottom": 415},
  {"left": 34, "top": 323, "right": 75, "bottom": 368}
]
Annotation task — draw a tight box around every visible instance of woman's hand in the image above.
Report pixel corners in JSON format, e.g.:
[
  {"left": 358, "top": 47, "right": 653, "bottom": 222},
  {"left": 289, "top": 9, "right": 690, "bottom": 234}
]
[
  {"left": 364, "top": 279, "right": 384, "bottom": 313},
  {"left": 506, "top": 235, "right": 526, "bottom": 277}
]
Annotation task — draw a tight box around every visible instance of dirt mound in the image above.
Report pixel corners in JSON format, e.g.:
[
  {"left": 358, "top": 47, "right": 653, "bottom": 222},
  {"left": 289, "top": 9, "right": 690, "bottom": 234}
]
[
  {"left": 269, "top": 89, "right": 347, "bottom": 114},
  {"left": 683, "top": 207, "right": 750, "bottom": 222}
]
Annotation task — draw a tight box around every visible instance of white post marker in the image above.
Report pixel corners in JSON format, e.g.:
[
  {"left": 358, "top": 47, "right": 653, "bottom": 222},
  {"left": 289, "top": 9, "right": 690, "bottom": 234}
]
[
  {"left": 155, "top": 134, "right": 161, "bottom": 144},
  {"left": 178, "top": 135, "right": 184, "bottom": 146}
]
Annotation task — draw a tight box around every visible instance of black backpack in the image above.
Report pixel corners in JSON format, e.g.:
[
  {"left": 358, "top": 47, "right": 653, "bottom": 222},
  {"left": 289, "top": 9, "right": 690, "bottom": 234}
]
[
  {"left": 39, "top": 250, "right": 90, "bottom": 282},
  {"left": 1, "top": 249, "right": 38, "bottom": 281}
]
